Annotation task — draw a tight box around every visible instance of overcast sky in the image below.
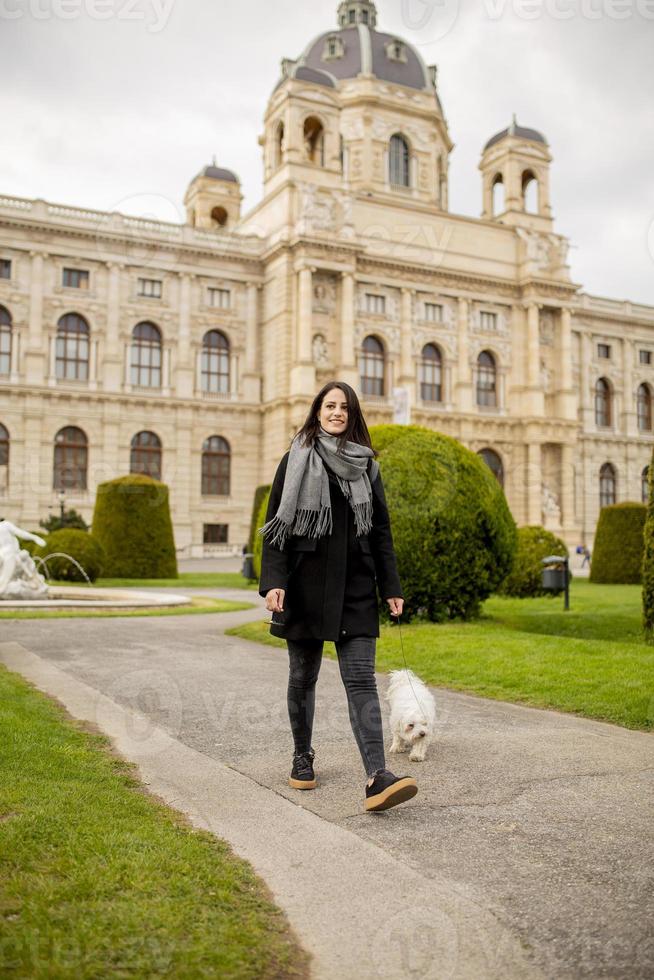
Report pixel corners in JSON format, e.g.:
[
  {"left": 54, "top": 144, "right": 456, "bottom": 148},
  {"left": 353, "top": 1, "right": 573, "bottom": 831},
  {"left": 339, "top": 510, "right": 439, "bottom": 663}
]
[{"left": 1, "top": 0, "right": 653, "bottom": 304}]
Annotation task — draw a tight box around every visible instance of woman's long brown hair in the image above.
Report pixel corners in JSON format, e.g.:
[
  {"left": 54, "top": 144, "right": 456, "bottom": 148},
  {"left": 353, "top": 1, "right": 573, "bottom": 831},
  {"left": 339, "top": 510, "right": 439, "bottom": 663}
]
[{"left": 294, "top": 381, "right": 374, "bottom": 451}]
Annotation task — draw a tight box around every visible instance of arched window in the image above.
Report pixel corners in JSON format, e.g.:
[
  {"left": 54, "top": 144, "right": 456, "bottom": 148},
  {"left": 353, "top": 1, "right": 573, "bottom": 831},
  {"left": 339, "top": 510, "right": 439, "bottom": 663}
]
[
  {"left": 599, "top": 462, "right": 616, "bottom": 508},
  {"left": 595, "top": 378, "right": 611, "bottom": 427},
  {"left": 130, "top": 431, "right": 162, "bottom": 481},
  {"left": 303, "top": 116, "right": 325, "bottom": 166},
  {"left": 202, "top": 436, "right": 230, "bottom": 496},
  {"left": 419, "top": 344, "right": 442, "bottom": 402},
  {"left": 201, "top": 330, "right": 230, "bottom": 394},
  {"left": 210, "top": 206, "right": 228, "bottom": 228},
  {"left": 637, "top": 383, "right": 652, "bottom": 432},
  {"left": 478, "top": 448, "right": 504, "bottom": 487},
  {"left": 131, "top": 321, "right": 162, "bottom": 388},
  {"left": 389, "top": 134, "right": 410, "bottom": 188},
  {"left": 642, "top": 465, "right": 649, "bottom": 504},
  {"left": 476, "top": 350, "right": 497, "bottom": 407},
  {"left": 359, "top": 335, "right": 385, "bottom": 396},
  {"left": 56, "top": 313, "right": 89, "bottom": 381},
  {"left": 522, "top": 169, "right": 538, "bottom": 212},
  {"left": 0, "top": 423, "right": 8, "bottom": 493},
  {"left": 491, "top": 174, "right": 505, "bottom": 216},
  {"left": 0, "top": 306, "right": 11, "bottom": 376},
  {"left": 53, "top": 426, "right": 87, "bottom": 491}
]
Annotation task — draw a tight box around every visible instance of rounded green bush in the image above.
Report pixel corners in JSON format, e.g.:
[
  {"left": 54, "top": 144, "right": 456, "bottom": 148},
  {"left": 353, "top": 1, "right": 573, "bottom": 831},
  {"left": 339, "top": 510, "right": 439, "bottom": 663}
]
[
  {"left": 591, "top": 501, "right": 646, "bottom": 584},
  {"left": 370, "top": 424, "right": 517, "bottom": 620},
  {"left": 19, "top": 533, "right": 48, "bottom": 557},
  {"left": 498, "top": 525, "right": 569, "bottom": 598},
  {"left": 253, "top": 488, "right": 271, "bottom": 582},
  {"left": 91, "top": 474, "right": 178, "bottom": 579},
  {"left": 34, "top": 529, "right": 105, "bottom": 583}
]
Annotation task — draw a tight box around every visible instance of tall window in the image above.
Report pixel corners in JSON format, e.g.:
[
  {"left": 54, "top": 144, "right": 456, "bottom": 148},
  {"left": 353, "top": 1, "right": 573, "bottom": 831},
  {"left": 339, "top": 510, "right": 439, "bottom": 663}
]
[
  {"left": 389, "top": 134, "right": 410, "bottom": 188},
  {"left": 359, "top": 335, "right": 385, "bottom": 396},
  {"left": 0, "top": 423, "right": 8, "bottom": 493},
  {"left": 131, "top": 321, "right": 162, "bottom": 387},
  {"left": 476, "top": 350, "right": 497, "bottom": 407},
  {"left": 0, "top": 306, "right": 11, "bottom": 376},
  {"left": 478, "top": 448, "right": 504, "bottom": 487},
  {"left": 204, "top": 523, "right": 228, "bottom": 544},
  {"left": 275, "top": 121, "right": 285, "bottom": 168},
  {"left": 642, "top": 466, "right": 649, "bottom": 504},
  {"left": 419, "top": 344, "right": 442, "bottom": 402},
  {"left": 637, "top": 383, "right": 652, "bottom": 432},
  {"left": 202, "top": 436, "right": 230, "bottom": 495},
  {"left": 595, "top": 378, "right": 611, "bottom": 427},
  {"left": 201, "top": 330, "right": 230, "bottom": 394},
  {"left": 56, "top": 313, "right": 89, "bottom": 381},
  {"left": 599, "top": 462, "right": 616, "bottom": 508},
  {"left": 303, "top": 116, "right": 325, "bottom": 166},
  {"left": 480, "top": 311, "right": 497, "bottom": 331},
  {"left": 53, "top": 426, "right": 88, "bottom": 491},
  {"left": 0, "top": 259, "right": 11, "bottom": 279},
  {"left": 130, "top": 431, "right": 162, "bottom": 480}
]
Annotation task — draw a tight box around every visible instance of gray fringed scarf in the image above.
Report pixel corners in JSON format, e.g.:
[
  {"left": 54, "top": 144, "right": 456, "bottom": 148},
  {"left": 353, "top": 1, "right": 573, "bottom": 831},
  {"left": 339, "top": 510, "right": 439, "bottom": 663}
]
[{"left": 259, "top": 429, "right": 379, "bottom": 548}]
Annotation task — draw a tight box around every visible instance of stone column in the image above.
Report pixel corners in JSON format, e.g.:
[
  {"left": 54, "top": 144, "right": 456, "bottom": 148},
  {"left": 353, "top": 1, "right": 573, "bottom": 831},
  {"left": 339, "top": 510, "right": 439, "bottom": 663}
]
[
  {"left": 525, "top": 302, "right": 544, "bottom": 416},
  {"left": 9, "top": 328, "right": 20, "bottom": 380},
  {"left": 622, "top": 336, "right": 635, "bottom": 436},
  {"left": 103, "top": 261, "right": 123, "bottom": 391},
  {"left": 560, "top": 442, "right": 575, "bottom": 532},
  {"left": 455, "top": 297, "right": 472, "bottom": 412},
  {"left": 526, "top": 439, "right": 542, "bottom": 525},
  {"left": 25, "top": 251, "right": 46, "bottom": 384},
  {"left": 339, "top": 271, "right": 358, "bottom": 387},
  {"left": 399, "top": 288, "right": 416, "bottom": 406},
  {"left": 579, "top": 332, "right": 594, "bottom": 430},
  {"left": 242, "top": 281, "right": 261, "bottom": 401},
  {"left": 556, "top": 307, "right": 576, "bottom": 420},
  {"left": 290, "top": 265, "right": 316, "bottom": 395},
  {"left": 176, "top": 273, "right": 194, "bottom": 398}
]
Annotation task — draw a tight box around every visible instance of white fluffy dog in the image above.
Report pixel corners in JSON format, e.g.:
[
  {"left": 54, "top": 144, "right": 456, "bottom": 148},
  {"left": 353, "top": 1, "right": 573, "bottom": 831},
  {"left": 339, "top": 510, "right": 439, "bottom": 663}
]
[{"left": 385, "top": 669, "right": 437, "bottom": 762}]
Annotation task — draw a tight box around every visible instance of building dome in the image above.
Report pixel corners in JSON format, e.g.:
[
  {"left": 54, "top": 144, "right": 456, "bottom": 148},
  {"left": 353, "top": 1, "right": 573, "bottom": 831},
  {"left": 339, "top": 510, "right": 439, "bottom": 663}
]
[
  {"left": 483, "top": 117, "right": 547, "bottom": 152},
  {"left": 194, "top": 163, "right": 239, "bottom": 184},
  {"left": 279, "top": 0, "right": 434, "bottom": 93}
]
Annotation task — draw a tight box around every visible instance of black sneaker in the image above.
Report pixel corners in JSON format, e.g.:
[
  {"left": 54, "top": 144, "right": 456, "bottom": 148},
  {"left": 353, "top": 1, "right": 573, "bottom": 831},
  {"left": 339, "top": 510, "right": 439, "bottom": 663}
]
[
  {"left": 289, "top": 747, "right": 316, "bottom": 790},
  {"left": 365, "top": 768, "right": 417, "bottom": 812}
]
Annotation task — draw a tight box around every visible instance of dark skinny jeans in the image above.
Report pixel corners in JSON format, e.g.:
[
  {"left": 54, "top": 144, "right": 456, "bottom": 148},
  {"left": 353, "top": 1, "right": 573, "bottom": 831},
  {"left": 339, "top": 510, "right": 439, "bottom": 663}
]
[{"left": 286, "top": 635, "right": 386, "bottom": 778}]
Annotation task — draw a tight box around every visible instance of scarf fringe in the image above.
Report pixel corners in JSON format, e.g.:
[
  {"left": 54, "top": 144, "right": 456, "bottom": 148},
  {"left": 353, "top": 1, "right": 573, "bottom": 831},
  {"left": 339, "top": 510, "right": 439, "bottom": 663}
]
[{"left": 259, "top": 506, "right": 334, "bottom": 548}]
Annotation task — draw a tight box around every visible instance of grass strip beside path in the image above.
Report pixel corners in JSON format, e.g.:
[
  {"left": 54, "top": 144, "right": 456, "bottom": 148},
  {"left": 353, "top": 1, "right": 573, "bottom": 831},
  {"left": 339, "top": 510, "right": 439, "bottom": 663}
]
[
  {"left": 93, "top": 573, "right": 258, "bottom": 590},
  {"left": 0, "top": 665, "right": 309, "bottom": 979},
  {"left": 227, "top": 582, "right": 654, "bottom": 732},
  {"left": 0, "top": 597, "right": 253, "bottom": 621}
]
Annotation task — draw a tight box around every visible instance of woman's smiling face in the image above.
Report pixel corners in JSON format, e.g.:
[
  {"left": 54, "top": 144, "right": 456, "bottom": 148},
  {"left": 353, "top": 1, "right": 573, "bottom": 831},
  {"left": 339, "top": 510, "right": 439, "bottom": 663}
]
[{"left": 318, "top": 387, "right": 349, "bottom": 436}]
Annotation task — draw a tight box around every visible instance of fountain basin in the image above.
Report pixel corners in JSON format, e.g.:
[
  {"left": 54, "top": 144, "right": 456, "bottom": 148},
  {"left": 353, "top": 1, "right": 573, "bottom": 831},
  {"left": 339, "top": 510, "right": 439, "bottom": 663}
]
[{"left": 0, "top": 586, "right": 192, "bottom": 609}]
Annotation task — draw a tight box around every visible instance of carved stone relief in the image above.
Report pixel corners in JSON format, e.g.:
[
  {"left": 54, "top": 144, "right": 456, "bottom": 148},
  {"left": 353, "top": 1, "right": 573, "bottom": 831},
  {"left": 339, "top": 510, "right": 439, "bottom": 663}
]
[
  {"left": 312, "top": 333, "right": 330, "bottom": 368},
  {"left": 312, "top": 276, "right": 337, "bottom": 315},
  {"left": 539, "top": 310, "right": 555, "bottom": 346}
]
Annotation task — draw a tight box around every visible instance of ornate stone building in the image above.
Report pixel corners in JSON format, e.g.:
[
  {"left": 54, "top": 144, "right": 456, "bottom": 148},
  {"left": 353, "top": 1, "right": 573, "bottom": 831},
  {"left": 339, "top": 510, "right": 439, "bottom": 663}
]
[{"left": 1, "top": 0, "right": 653, "bottom": 554}]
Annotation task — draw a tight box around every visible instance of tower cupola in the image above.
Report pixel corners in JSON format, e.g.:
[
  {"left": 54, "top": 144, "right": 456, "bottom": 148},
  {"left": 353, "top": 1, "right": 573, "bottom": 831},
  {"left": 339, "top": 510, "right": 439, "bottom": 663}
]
[{"left": 337, "top": 0, "right": 377, "bottom": 27}]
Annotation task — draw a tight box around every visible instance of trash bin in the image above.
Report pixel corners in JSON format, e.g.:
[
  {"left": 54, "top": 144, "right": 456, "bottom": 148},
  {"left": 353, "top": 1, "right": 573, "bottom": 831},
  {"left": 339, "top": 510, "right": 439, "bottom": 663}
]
[
  {"left": 541, "top": 554, "right": 570, "bottom": 609},
  {"left": 241, "top": 553, "right": 255, "bottom": 580}
]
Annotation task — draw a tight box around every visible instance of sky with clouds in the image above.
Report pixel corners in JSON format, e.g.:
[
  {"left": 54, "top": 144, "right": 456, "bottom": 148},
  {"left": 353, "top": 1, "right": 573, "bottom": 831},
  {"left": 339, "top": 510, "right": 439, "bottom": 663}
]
[{"left": 1, "top": 0, "right": 653, "bottom": 304}]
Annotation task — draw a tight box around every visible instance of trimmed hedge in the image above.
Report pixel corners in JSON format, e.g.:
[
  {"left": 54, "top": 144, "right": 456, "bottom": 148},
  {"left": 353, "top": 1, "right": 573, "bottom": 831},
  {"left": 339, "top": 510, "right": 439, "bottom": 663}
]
[
  {"left": 247, "top": 484, "right": 272, "bottom": 555},
  {"left": 252, "top": 490, "right": 271, "bottom": 582},
  {"left": 498, "top": 525, "right": 569, "bottom": 598},
  {"left": 643, "top": 454, "right": 654, "bottom": 634},
  {"left": 590, "top": 502, "right": 646, "bottom": 584},
  {"left": 370, "top": 424, "right": 517, "bottom": 620},
  {"left": 34, "top": 529, "right": 105, "bottom": 583},
  {"left": 91, "top": 474, "right": 178, "bottom": 579}
]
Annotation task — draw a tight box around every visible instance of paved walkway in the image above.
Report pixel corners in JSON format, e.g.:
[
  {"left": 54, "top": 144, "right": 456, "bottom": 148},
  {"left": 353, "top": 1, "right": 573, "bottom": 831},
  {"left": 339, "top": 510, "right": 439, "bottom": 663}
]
[{"left": 1, "top": 596, "right": 652, "bottom": 979}]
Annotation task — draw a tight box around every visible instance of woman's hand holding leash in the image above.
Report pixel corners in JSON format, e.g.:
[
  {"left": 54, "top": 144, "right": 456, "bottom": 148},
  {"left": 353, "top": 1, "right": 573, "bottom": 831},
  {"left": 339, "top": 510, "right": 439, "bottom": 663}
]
[
  {"left": 386, "top": 597, "right": 404, "bottom": 617},
  {"left": 265, "top": 588, "right": 285, "bottom": 613}
]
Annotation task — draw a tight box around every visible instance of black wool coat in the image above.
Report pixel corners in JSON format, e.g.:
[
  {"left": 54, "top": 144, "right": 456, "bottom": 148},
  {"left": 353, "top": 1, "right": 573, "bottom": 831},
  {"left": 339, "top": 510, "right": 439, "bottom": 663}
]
[{"left": 259, "top": 451, "right": 403, "bottom": 642}]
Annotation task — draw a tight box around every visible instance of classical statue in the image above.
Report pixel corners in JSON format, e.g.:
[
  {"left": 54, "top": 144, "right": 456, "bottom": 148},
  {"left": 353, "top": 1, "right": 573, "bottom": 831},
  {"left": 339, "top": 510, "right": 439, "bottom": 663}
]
[
  {"left": 0, "top": 520, "right": 49, "bottom": 600},
  {"left": 541, "top": 484, "right": 561, "bottom": 530}
]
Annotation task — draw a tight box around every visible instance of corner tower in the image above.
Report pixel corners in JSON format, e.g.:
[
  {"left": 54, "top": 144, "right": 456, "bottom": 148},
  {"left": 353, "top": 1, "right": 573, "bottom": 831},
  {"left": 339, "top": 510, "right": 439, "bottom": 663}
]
[{"left": 479, "top": 116, "right": 553, "bottom": 232}]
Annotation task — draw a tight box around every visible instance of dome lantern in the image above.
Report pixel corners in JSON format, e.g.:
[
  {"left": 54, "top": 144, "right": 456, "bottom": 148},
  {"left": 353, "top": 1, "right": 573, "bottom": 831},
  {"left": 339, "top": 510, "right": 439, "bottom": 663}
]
[{"left": 337, "top": 0, "right": 377, "bottom": 28}]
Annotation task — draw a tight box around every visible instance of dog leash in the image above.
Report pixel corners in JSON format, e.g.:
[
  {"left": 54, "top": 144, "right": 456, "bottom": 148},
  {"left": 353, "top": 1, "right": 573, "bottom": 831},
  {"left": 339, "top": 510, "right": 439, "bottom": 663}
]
[{"left": 391, "top": 612, "right": 429, "bottom": 716}]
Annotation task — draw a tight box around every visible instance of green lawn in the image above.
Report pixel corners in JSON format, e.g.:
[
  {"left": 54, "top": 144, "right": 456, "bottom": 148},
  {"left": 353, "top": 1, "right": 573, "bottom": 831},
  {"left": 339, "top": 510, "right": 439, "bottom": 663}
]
[
  {"left": 228, "top": 581, "right": 654, "bottom": 732},
  {"left": 0, "top": 665, "right": 309, "bottom": 979},
  {"left": 0, "top": 596, "right": 253, "bottom": 621},
  {"left": 92, "top": 572, "right": 258, "bottom": 590}
]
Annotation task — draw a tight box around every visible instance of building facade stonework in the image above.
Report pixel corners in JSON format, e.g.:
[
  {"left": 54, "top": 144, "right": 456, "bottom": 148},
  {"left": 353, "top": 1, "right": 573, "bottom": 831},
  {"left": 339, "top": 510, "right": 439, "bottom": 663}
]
[{"left": 1, "top": 0, "right": 653, "bottom": 554}]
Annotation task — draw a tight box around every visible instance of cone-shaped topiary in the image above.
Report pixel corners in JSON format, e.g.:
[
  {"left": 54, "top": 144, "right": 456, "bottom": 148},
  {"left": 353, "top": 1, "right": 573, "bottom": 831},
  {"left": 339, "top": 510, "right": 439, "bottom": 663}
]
[
  {"left": 370, "top": 424, "right": 517, "bottom": 620},
  {"left": 590, "top": 501, "right": 646, "bottom": 584},
  {"left": 34, "top": 529, "right": 105, "bottom": 582},
  {"left": 253, "top": 489, "right": 271, "bottom": 582},
  {"left": 642, "top": 453, "right": 654, "bottom": 635},
  {"left": 91, "top": 474, "right": 177, "bottom": 579},
  {"left": 497, "top": 525, "right": 569, "bottom": 598},
  {"left": 247, "top": 484, "right": 272, "bottom": 554}
]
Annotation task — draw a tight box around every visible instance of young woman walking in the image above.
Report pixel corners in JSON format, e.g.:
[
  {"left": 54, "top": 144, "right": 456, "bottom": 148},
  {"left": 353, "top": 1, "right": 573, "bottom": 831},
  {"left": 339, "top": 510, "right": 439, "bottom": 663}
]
[{"left": 259, "top": 381, "right": 418, "bottom": 812}]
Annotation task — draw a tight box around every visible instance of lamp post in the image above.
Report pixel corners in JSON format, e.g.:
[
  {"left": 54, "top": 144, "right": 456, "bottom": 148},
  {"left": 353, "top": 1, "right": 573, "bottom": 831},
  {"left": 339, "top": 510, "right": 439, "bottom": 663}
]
[{"left": 58, "top": 489, "right": 66, "bottom": 523}]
